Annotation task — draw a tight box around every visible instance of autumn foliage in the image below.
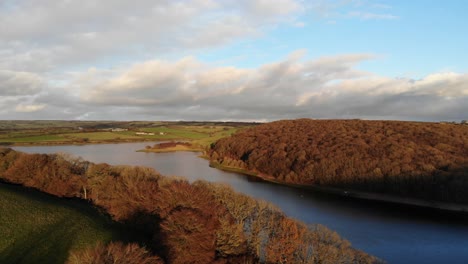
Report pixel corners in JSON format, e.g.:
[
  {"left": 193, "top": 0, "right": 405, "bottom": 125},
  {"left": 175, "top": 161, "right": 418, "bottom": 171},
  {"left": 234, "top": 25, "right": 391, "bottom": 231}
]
[
  {"left": 0, "top": 147, "right": 379, "bottom": 263},
  {"left": 153, "top": 141, "right": 192, "bottom": 149},
  {"left": 67, "top": 242, "right": 163, "bottom": 264},
  {"left": 209, "top": 119, "right": 468, "bottom": 203}
]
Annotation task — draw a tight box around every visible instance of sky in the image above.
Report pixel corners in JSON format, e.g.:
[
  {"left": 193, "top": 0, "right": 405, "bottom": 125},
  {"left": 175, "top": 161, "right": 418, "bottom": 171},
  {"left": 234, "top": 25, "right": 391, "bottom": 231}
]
[{"left": 0, "top": 0, "right": 467, "bottom": 121}]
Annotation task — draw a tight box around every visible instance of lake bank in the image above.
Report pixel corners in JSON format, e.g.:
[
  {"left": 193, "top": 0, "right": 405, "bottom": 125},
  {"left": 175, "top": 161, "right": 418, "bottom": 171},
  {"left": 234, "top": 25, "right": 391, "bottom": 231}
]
[
  {"left": 8, "top": 138, "right": 468, "bottom": 214},
  {"left": 137, "top": 141, "right": 205, "bottom": 153},
  {"left": 1, "top": 138, "right": 160, "bottom": 147},
  {"left": 209, "top": 161, "right": 468, "bottom": 213}
]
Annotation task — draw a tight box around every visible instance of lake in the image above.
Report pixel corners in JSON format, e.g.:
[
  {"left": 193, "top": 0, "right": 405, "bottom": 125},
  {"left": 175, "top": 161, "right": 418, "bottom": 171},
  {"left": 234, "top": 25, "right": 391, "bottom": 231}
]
[{"left": 14, "top": 142, "right": 468, "bottom": 264}]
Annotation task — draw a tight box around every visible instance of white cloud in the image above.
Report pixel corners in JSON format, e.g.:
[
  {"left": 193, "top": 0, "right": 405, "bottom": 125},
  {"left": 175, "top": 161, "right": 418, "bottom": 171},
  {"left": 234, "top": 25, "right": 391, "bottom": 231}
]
[
  {"left": 309, "top": 0, "right": 399, "bottom": 22},
  {"left": 293, "top": 21, "right": 306, "bottom": 27},
  {"left": 15, "top": 104, "right": 46, "bottom": 113},
  {"left": 347, "top": 11, "right": 398, "bottom": 20},
  {"left": 0, "top": 70, "right": 43, "bottom": 96},
  {"left": 0, "top": 49, "right": 466, "bottom": 121},
  {"left": 0, "top": 0, "right": 303, "bottom": 71}
]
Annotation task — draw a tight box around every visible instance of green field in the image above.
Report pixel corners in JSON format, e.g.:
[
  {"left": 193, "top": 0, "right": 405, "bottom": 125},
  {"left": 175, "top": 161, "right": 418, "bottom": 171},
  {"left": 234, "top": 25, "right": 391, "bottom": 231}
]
[
  {"left": 0, "top": 183, "right": 131, "bottom": 264},
  {"left": 192, "top": 127, "right": 238, "bottom": 147}
]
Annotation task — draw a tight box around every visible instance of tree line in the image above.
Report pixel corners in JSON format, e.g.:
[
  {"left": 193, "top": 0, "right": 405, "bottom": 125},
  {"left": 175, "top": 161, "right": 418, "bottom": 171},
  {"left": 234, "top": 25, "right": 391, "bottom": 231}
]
[
  {"left": 0, "top": 148, "right": 379, "bottom": 264},
  {"left": 209, "top": 119, "right": 468, "bottom": 204}
]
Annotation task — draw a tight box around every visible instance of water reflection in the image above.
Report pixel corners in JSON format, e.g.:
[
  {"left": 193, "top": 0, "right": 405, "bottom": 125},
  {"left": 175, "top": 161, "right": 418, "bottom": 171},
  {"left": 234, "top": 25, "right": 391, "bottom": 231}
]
[{"left": 14, "top": 142, "right": 468, "bottom": 264}]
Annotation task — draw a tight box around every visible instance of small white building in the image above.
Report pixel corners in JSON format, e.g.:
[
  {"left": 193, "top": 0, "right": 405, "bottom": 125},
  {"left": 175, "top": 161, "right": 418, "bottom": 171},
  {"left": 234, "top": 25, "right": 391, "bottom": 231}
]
[
  {"left": 136, "top": 132, "right": 155, "bottom": 136},
  {"left": 112, "top": 128, "right": 128, "bottom": 132}
]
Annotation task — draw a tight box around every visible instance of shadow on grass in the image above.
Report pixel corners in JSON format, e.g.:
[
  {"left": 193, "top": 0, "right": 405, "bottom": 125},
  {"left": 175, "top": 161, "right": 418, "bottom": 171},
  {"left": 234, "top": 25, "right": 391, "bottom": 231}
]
[
  {"left": 0, "top": 183, "right": 150, "bottom": 264},
  {"left": 1, "top": 219, "right": 75, "bottom": 264}
]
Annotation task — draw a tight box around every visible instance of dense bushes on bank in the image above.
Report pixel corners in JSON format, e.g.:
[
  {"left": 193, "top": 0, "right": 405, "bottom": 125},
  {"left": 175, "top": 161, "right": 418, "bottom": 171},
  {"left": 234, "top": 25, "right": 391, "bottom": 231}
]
[
  {"left": 67, "top": 242, "right": 163, "bottom": 264},
  {"left": 0, "top": 148, "right": 378, "bottom": 263},
  {"left": 209, "top": 119, "right": 468, "bottom": 203}
]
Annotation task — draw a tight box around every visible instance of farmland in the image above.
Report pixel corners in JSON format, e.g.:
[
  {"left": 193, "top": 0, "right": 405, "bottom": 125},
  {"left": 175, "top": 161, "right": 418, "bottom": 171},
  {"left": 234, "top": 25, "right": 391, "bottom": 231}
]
[{"left": 0, "top": 121, "right": 254, "bottom": 147}]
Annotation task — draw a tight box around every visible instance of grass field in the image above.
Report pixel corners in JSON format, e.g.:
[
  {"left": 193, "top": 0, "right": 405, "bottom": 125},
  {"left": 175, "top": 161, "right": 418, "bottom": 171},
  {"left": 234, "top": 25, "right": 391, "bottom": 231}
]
[
  {"left": 0, "top": 183, "right": 132, "bottom": 264},
  {"left": 192, "top": 127, "right": 238, "bottom": 147}
]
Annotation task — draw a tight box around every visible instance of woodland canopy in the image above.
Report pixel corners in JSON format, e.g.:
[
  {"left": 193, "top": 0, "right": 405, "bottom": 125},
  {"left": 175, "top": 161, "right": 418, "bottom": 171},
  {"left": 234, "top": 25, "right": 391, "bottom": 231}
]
[{"left": 209, "top": 119, "right": 468, "bottom": 204}]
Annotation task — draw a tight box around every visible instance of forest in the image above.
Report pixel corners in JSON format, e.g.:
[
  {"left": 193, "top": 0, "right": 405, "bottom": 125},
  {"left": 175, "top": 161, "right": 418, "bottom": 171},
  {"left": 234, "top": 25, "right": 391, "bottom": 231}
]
[
  {"left": 0, "top": 148, "right": 379, "bottom": 263},
  {"left": 209, "top": 119, "right": 468, "bottom": 204}
]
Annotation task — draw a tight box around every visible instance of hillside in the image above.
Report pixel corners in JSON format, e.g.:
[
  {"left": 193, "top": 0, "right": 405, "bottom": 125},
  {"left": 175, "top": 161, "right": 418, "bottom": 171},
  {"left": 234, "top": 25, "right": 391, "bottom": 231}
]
[
  {"left": 0, "top": 148, "right": 379, "bottom": 263},
  {"left": 0, "top": 183, "right": 132, "bottom": 264},
  {"left": 209, "top": 119, "right": 468, "bottom": 204}
]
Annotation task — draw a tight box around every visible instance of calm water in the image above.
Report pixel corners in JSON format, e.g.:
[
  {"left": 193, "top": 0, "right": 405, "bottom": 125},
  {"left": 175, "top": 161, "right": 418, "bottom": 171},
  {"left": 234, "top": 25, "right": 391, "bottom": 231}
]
[{"left": 14, "top": 142, "right": 468, "bottom": 264}]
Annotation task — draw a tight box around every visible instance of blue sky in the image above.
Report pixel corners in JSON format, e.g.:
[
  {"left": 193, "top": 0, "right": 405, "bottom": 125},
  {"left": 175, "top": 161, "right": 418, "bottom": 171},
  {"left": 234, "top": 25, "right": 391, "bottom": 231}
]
[
  {"left": 0, "top": 0, "right": 467, "bottom": 121},
  {"left": 198, "top": 0, "right": 468, "bottom": 78}
]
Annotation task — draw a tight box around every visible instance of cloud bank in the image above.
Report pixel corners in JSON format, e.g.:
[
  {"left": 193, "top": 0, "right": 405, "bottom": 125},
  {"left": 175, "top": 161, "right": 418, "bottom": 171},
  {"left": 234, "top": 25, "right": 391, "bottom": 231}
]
[{"left": 2, "top": 52, "right": 466, "bottom": 121}]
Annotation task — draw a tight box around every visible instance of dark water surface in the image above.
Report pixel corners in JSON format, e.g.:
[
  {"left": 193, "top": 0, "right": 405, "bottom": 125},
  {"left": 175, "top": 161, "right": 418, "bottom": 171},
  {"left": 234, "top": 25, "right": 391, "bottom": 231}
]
[{"left": 14, "top": 142, "right": 468, "bottom": 264}]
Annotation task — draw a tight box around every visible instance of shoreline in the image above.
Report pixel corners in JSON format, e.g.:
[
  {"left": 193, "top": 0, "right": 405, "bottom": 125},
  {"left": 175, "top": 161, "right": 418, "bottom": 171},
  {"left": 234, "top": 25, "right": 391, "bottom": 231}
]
[
  {"left": 9, "top": 140, "right": 468, "bottom": 213},
  {"left": 5, "top": 139, "right": 207, "bottom": 153},
  {"left": 137, "top": 141, "right": 205, "bottom": 153},
  {"left": 209, "top": 161, "right": 468, "bottom": 213},
  {"left": 138, "top": 147, "right": 204, "bottom": 153}
]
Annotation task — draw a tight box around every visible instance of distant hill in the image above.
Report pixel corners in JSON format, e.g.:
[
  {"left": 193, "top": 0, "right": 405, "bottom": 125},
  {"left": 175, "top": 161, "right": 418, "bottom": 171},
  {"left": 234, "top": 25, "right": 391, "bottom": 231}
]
[{"left": 209, "top": 119, "right": 468, "bottom": 204}]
